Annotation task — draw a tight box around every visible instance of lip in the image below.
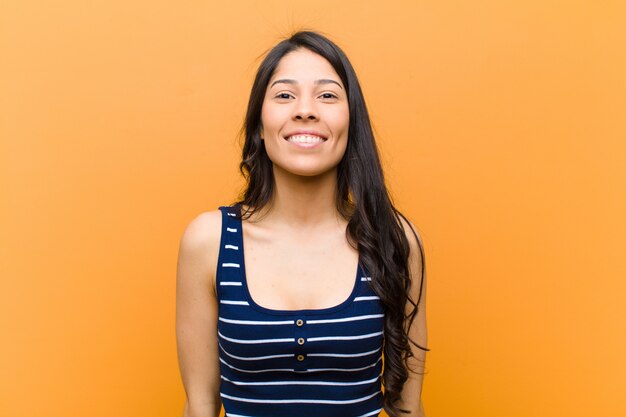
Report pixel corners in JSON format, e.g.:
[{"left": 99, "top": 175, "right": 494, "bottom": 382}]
[
  {"left": 286, "top": 139, "right": 325, "bottom": 149},
  {"left": 283, "top": 129, "right": 328, "bottom": 140}
]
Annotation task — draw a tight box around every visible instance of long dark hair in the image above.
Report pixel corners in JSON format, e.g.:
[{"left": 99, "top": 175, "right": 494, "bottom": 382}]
[{"left": 232, "top": 30, "right": 429, "bottom": 416}]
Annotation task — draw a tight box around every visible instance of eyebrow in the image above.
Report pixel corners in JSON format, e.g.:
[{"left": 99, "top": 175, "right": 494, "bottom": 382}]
[{"left": 269, "top": 78, "right": 343, "bottom": 89}]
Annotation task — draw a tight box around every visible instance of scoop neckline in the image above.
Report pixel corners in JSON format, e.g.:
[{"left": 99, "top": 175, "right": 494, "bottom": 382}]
[{"left": 235, "top": 203, "right": 362, "bottom": 317}]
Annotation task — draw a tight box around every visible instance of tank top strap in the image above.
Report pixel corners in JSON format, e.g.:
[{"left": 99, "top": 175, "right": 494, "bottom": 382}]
[{"left": 216, "top": 204, "right": 246, "bottom": 302}]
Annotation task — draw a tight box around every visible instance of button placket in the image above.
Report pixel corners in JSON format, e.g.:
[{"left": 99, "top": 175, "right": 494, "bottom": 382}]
[{"left": 294, "top": 317, "right": 307, "bottom": 371}]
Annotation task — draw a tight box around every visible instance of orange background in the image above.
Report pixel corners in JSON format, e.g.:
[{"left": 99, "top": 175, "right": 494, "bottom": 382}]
[{"left": 1, "top": 1, "right": 624, "bottom": 416}]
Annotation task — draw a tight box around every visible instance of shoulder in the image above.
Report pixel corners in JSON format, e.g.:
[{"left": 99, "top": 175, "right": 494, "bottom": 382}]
[
  {"left": 395, "top": 212, "right": 427, "bottom": 301},
  {"left": 395, "top": 212, "right": 425, "bottom": 265},
  {"left": 177, "top": 209, "right": 223, "bottom": 292},
  {"left": 179, "top": 209, "right": 222, "bottom": 250}
]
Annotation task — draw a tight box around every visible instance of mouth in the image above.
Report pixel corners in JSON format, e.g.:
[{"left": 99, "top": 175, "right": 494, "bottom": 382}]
[{"left": 284, "top": 134, "right": 328, "bottom": 145}]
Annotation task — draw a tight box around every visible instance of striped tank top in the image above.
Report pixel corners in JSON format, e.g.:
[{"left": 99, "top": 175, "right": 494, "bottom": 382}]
[{"left": 216, "top": 204, "right": 385, "bottom": 417}]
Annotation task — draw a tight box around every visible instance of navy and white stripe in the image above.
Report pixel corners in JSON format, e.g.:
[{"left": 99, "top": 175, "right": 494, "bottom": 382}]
[{"left": 216, "top": 204, "right": 385, "bottom": 417}]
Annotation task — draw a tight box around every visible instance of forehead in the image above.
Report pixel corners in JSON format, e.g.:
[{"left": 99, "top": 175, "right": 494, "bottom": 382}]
[{"left": 269, "top": 48, "right": 343, "bottom": 86}]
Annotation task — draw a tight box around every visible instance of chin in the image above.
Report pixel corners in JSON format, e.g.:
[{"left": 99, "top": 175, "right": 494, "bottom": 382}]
[{"left": 277, "top": 163, "right": 336, "bottom": 178}]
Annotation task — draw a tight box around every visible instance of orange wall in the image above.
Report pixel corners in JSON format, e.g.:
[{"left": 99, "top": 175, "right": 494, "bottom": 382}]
[{"left": 1, "top": 1, "right": 624, "bottom": 416}]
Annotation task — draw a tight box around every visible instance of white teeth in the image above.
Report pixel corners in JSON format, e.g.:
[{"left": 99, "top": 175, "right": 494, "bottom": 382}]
[{"left": 287, "top": 135, "right": 325, "bottom": 143}]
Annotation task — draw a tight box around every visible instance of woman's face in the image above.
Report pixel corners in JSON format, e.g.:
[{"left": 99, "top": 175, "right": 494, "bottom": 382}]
[{"left": 260, "top": 48, "right": 349, "bottom": 177}]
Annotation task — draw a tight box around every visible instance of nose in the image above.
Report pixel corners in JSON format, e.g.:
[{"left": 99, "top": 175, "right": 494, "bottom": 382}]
[{"left": 292, "top": 96, "right": 318, "bottom": 121}]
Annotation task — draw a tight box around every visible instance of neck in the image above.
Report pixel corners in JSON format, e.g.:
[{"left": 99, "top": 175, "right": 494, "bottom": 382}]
[{"left": 258, "top": 165, "right": 343, "bottom": 232}]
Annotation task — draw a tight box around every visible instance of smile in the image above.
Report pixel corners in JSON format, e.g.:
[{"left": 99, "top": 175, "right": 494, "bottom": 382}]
[{"left": 285, "top": 134, "right": 327, "bottom": 148}]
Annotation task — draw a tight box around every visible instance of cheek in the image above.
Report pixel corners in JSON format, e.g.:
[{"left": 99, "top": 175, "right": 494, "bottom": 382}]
[
  {"left": 328, "top": 106, "right": 350, "bottom": 136},
  {"left": 261, "top": 104, "right": 288, "bottom": 135},
  {"left": 260, "top": 105, "right": 271, "bottom": 133}
]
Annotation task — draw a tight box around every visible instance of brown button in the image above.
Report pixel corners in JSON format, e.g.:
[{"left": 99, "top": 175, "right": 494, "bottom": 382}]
[
  {"left": 296, "top": 319, "right": 304, "bottom": 327},
  {"left": 297, "top": 337, "right": 305, "bottom": 345},
  {"left": 296, "top": 354, "right": 305, "bottom": 361}
]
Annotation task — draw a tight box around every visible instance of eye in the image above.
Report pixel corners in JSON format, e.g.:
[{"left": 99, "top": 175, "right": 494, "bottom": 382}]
[
  {"left": 275, "top": 92, "right": 294, "bottom": 100},
  {"left": 320, "top": 92, "right": 338, "bottom": 99}
]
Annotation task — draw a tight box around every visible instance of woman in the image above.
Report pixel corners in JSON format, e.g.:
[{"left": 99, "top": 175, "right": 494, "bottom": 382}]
[{"left": 176, "top": 30, "right": 428, "bottom": 417}]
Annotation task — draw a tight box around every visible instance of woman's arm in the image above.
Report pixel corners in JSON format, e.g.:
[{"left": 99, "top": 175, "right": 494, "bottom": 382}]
[
  {"left": 397, "top": 216, "right": 429, "bottom": 417},
  {"left": 176, "top": 211, "right": 223, "bottom": 417}
]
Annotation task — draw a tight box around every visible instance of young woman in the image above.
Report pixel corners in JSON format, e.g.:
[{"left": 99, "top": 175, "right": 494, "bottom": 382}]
[{"left": 176, "top": 31, "right": 428, "bottom": 417}]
